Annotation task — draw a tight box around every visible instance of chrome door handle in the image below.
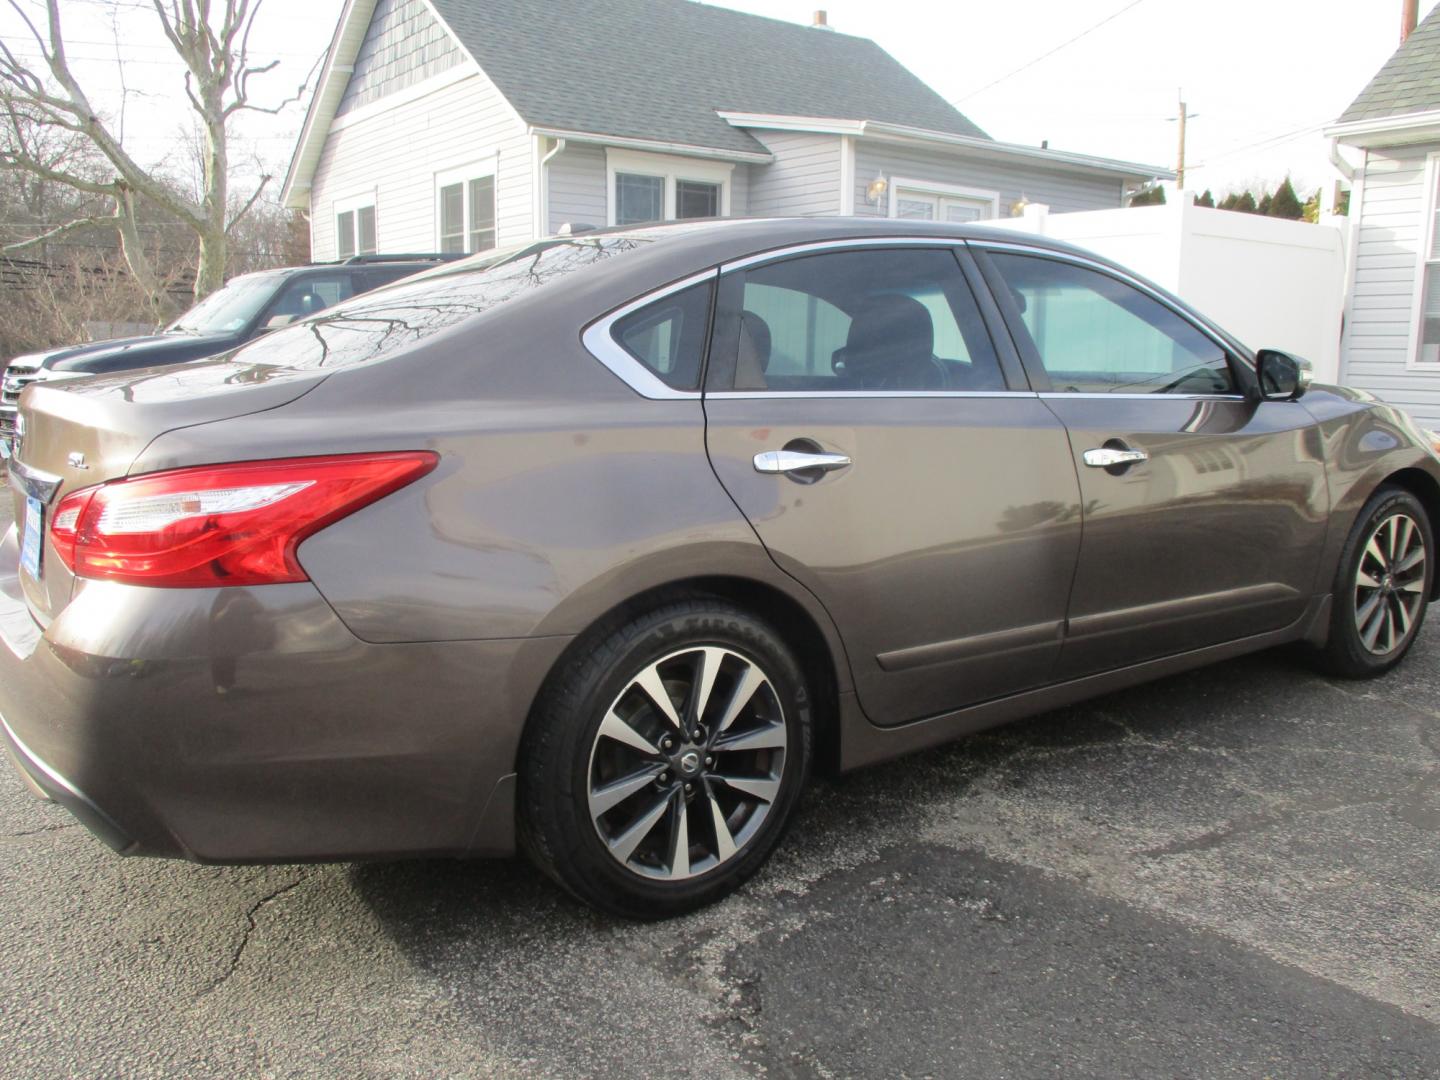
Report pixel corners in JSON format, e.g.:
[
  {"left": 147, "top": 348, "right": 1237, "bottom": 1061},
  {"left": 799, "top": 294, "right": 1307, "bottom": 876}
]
[
  {"left": 753, "top": 449, "right": 853, "bottom": 475},
  {"left": 1082, "top": 447, "right": 1148, "bottom": 468}
]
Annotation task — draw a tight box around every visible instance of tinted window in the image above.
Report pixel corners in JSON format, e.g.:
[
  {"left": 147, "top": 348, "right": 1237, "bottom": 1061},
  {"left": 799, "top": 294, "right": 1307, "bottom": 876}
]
[
  {"left": 263, "top": 274, "right": 356, "bottom": 324},
  {"left": 612, "top": 281, "right": 713, "bottom": 391},
  {"left": 717, "top": 248, "right": 1004, "bottom": 392},
  {"left": 989, "top": 253, "right": 1235, "bottom": 395}
]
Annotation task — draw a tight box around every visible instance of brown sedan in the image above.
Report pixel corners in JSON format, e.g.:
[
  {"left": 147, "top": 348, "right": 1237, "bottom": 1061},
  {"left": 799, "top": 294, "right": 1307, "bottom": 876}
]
[{"left": 3, "top": 218, "right": 1437, "bottom": 917}]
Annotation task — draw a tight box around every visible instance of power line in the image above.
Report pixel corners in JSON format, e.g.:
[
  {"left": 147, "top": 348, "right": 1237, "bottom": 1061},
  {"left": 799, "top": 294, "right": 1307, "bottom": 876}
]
[
  {"left": 951, "top": 0, "right": 1152, "bottom": 104},
  {"left": 1187, "top": 121, "right": 1328, "bottom": 170}
]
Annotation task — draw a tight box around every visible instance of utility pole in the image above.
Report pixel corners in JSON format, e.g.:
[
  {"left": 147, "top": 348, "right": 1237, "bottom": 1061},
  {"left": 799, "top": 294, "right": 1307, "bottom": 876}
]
[
  {"left": 1175, "top": 91, "right": 1199, "bottom": 191},
  {"left": 1402, "top": 0, "right": 1419, "bottom": 42}
]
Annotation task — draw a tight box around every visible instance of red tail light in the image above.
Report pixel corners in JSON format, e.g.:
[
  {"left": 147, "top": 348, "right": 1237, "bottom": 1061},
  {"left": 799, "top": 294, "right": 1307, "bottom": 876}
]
[{"left": 49, "top": 452, "right": 438, "bottom": 588}]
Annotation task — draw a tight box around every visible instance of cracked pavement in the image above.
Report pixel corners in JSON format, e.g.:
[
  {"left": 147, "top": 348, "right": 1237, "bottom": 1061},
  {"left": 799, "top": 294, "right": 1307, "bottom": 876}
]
[{"left": 4, "top": 627, "right": 1440, "bottom": 1076}]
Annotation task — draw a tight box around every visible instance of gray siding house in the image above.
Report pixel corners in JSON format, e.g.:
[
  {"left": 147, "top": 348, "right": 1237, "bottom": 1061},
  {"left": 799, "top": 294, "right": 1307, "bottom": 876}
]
[
  {"left": 281, "top": 0, "right": 1168, "bottom": 263},
  {"left": 1330, "top": 7, "right": 1440, "bottom": 425}
]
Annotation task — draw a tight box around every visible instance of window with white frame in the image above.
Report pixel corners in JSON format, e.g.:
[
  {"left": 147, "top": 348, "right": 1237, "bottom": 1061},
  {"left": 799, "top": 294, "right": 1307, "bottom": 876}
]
[
  {"left": 436, "top": 160, "right": 497, "bottom": 255},
  {"left": 334, "top": 193, "right": 377, "bottom": 260},
  {"left": 1418, "top": 158, "right": 1440, "bottom": 365},
  {"left": 607, "top": 149, "right": 732, "bottom": 226},
  {"left": 889, "top": 178, "right": 999, "bottom": 223}
]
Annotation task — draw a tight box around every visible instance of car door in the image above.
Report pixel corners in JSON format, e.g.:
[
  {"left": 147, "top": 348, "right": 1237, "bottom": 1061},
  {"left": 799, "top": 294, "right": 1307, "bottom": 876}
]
[
  {"left": 702, "top": 242, "right": 1083, "bottom": 726},
  {"left": 974, "top": 243, "right": 1329, "bottom": 680}
]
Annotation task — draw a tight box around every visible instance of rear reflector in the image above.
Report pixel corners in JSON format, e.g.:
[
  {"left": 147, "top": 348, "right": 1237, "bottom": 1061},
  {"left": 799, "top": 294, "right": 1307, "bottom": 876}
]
[{"left": 50, "top": 452, "right": 438, "bottom": 587}]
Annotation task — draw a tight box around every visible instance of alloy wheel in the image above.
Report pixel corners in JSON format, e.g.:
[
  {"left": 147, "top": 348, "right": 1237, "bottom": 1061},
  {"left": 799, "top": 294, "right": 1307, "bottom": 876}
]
[
  {"left": 586, "top": 646, "right": 787, "bottom": 881},
  {"left": 1353, "top": 511, "right": 1428, "bottom": 655}
]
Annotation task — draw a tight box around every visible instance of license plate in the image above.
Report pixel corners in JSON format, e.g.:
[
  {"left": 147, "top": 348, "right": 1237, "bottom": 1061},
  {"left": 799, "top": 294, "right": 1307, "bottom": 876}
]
[{"left": 20, "top": 495, "right": 42, "bottom": 579}]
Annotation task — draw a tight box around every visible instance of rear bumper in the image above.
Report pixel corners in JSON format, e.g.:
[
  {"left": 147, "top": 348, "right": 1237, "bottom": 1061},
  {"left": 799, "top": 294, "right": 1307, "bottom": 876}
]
[
  {"left": 0, "top": 522, "right": 570, "bottom": 862},
  {"left": 1, "top": 712, "right": 136, "bottom": 852}
]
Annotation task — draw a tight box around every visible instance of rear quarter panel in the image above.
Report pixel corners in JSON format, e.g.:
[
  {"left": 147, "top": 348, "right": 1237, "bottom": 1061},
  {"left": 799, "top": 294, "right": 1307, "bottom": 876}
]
[{"left": 131, "top": 286, "right": 855, "bottom": 688}]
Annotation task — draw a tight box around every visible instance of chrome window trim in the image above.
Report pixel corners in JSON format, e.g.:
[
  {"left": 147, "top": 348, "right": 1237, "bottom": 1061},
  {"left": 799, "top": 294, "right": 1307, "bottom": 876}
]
[
  {"left": 1038, "top": 392, "right": 1248, "bottom": 402},
  {"left": 707, "top": 390, "right": 1038, "bottom": 400},
  {"left": 719, "top": 236, "right": 964, "bottom": 274},
  {"left": 968, "top": 238, "right": 1249, "bottom": 368},
  {"left": 580, "top": 268, "right": 719, "bottom": 400}
]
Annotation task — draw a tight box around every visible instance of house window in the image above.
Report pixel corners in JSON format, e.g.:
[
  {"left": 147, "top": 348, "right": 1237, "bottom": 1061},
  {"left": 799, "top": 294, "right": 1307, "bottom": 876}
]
[
  {"left": 335, "top": 196, "right": 377, "bottom": 260},
  {"left": 888, "top": 179, "right": 999, "bottom": 223},
  {"left": 676, "top": 180, "right": 721, "bottom": 220},
  {"left": 616, "top": 173, "right": 664, "bottom": 226},
  {"left": 1419, "top": 161, "right": 1440, "bottom": 365},
  {"left": 436, "top": 161, "right": 497, "bottom": 255},
  {"left": 607, "top": 149, "right": 732, "bottom": 226}
]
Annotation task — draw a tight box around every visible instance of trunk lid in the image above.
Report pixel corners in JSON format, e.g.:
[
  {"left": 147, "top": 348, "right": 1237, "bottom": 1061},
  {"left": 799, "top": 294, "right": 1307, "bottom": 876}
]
[{"left": 7, "top": 357, "right": 327, "bottom": 623}]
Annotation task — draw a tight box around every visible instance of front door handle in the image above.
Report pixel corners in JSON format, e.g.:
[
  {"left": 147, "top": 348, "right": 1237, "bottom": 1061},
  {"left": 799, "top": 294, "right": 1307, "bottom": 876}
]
[
  {"left": 753, "top": 449, "right": 853, "bottom": 475},
  {"left": 1082, "top": 446, "right": 1148, "bottom": 469}
]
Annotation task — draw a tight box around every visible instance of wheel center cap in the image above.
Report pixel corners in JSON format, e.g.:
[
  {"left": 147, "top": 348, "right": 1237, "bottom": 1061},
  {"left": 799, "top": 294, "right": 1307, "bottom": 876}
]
[{"left": 678, "top": 750, "right": 701, "bottom": 775}]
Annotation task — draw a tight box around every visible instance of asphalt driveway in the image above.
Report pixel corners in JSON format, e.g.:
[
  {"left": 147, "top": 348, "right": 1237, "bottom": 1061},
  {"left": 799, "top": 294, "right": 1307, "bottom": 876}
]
[{"left": 2, "top": 509, "right": 1438, "bottom": 1076}]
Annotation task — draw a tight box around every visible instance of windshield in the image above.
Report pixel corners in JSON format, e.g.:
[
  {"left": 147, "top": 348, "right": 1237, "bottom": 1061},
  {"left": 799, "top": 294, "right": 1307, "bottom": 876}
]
[
  {"left": 231, "top": 236, "right": 650, "bottom": 371},
  {"left": 168, "top": 272, "right": 286, "bottom": 335}
]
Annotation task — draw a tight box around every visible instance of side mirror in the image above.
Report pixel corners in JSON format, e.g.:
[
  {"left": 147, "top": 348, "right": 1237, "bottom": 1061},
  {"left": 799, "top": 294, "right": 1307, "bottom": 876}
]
[
  {"left": 1255, "top": 349, "right": 1313, "bottom": 401},
  {"left": 262, "top": 313, "right": 297, "bottom": 332}
]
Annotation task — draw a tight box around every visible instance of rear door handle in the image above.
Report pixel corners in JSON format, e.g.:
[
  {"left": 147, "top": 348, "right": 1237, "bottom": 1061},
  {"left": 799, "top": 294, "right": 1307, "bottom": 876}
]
[
  {"left": 1082, "top": 447, "right": 1148, "bottom": 468},
  {"left": 753, "top": 449, "right": 852, "bottom": 475}
]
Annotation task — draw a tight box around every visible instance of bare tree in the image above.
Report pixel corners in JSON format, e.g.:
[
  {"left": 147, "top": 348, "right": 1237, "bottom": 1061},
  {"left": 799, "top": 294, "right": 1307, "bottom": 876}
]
[{"left": 0, "top": 0, "right": 315, "bottom": 310}]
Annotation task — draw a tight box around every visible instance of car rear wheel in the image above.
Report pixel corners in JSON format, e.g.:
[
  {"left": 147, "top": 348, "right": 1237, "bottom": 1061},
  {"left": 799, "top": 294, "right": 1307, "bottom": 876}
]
[
  {"left": 519, "top": 600, "right": 812, "bottom": 919},
  {"left": 1318, "top": 486, "right": 1433, "bottom": 678}
]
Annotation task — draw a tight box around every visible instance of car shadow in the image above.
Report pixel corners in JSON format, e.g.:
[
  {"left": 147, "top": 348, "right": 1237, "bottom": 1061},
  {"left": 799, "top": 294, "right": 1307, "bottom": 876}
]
[{"left": 348, "top": 642, "right": 1328, "bottom": 958}]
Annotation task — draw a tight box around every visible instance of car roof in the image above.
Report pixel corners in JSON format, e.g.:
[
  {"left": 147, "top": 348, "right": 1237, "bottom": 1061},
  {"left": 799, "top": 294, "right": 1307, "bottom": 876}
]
[{"left": 581, "top": 216, "right": 1113, "bottom": 274}]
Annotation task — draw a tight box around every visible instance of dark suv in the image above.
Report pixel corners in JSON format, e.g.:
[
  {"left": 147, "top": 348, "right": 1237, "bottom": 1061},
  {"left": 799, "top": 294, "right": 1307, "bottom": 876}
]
[{"left": 0, "top": 254, "right": 455, "bottom": 455}]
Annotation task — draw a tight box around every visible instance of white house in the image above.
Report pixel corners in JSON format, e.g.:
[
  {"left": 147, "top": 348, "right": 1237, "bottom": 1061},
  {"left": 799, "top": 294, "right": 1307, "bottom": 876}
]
[
  {"left": 1329, "top": 5, "right": 1440, "bottom": 424},
  {"left": 280, "top": 0, "right": 1169, "bottom": 263}
]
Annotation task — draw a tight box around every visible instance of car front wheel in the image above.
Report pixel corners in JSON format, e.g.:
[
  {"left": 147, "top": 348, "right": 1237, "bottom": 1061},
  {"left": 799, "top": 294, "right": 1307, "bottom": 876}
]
[
  {"left": 519, "top": 600, "right": 812, "bottom": 919},
  {"left": 1319, "top": 486, "right": 1433, "bottom": 678}
]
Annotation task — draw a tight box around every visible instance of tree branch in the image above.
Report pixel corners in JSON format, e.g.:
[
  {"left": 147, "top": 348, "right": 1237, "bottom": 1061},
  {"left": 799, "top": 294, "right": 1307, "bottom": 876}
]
[
  {"left": 2, "top": 214, "right": 113, "bottom": 255},
  {"left": 225, "top": 174, "right": 269, "bottom": 233}
]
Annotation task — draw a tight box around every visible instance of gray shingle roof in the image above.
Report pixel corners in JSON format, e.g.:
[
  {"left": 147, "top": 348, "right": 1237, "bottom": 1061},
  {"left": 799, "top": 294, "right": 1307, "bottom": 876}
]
[
  {"left": 1340, "top": 5, "right": 1440, "bottom": 123},
  {"left": 428, "top": 0, "right": 989, "bottom": 155}
]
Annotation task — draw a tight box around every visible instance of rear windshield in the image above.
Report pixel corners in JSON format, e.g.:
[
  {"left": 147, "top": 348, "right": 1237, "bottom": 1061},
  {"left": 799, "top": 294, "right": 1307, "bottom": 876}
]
[{"left": 231, "top": 237, "right": 650, "bottom": 370}]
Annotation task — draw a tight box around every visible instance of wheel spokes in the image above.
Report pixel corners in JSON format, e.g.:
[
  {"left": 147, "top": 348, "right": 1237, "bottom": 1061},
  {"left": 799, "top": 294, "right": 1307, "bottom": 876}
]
[
  {"left": 1354, "top": 512, "right": 1429, "bottom": 656},
  {"left": 588, "top": 645, "right": 787, "bottom": 881},
  {"left": 632, "top": 666, "right": 684, "bottom": 732},
  {"left": 714, "top": 722, "right": 787, "bottom": 753},
  {"left": 607, "top": 791, "right": 673, "bottom": 864},
  {"left": 590, "top": 765, "right": 665, "bottom": 816},
  {"left": 598, "top": 710, "right": 662, "bottom": 758}
]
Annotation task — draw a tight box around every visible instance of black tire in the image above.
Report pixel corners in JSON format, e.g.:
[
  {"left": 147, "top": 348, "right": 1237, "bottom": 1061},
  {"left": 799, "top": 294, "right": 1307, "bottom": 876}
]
[
  {"left": 1318, "top": 486, "right": 1434, "bottom": 678},
  {"left": 518, "top": 599, "right": 813, "bottom": 919}
]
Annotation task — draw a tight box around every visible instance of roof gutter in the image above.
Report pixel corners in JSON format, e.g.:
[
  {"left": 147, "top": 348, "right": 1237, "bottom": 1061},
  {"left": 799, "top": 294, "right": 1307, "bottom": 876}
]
[
  {"left": 527, "top": 126, "right": 773, "bottom": 164},
  {"left": 1324, "top": 108, "right": 1440, "bottom": 148},
  {"left": 715, "top": 112, "right": 1171, "bottom": 180}
]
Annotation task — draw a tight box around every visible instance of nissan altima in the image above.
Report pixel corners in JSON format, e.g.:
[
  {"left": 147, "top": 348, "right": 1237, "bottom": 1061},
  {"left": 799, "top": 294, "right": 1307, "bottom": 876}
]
[{"left": 2, "top": 218, "right": 1436, "bottom": 918}]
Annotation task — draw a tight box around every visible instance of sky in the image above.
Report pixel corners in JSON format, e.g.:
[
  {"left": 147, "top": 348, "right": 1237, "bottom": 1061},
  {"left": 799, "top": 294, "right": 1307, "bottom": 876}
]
[{"left": 1, "top": 0, "right": 1437, "bottom": 204}]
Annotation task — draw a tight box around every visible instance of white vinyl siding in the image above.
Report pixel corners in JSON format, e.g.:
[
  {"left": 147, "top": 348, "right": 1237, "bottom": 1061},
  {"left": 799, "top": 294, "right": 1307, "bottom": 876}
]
[
  {"left": 1341, "top": 142, "right": 1440, "bottom": 426},
  {"left": 747, "top": 132, "right": 843, "bottom": 216},
  {"left": 310, "top": 69, "right": 532, "bottom": 261},
  {"left": 851, "top": 137, "right": 1123, "bottom": 217},
  {"left": 547, "top": 143, "right": 608, "bottom": 233}
]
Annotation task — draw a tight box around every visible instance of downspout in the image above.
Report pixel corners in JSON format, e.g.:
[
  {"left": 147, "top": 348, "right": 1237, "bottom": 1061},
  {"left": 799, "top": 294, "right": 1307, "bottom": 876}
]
[
  {"left": 1328, "top": 138, "right": 1356, "bottom": 182},
  {"left": 537, "top": 137, "right": 567, "bottom": 237}
]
